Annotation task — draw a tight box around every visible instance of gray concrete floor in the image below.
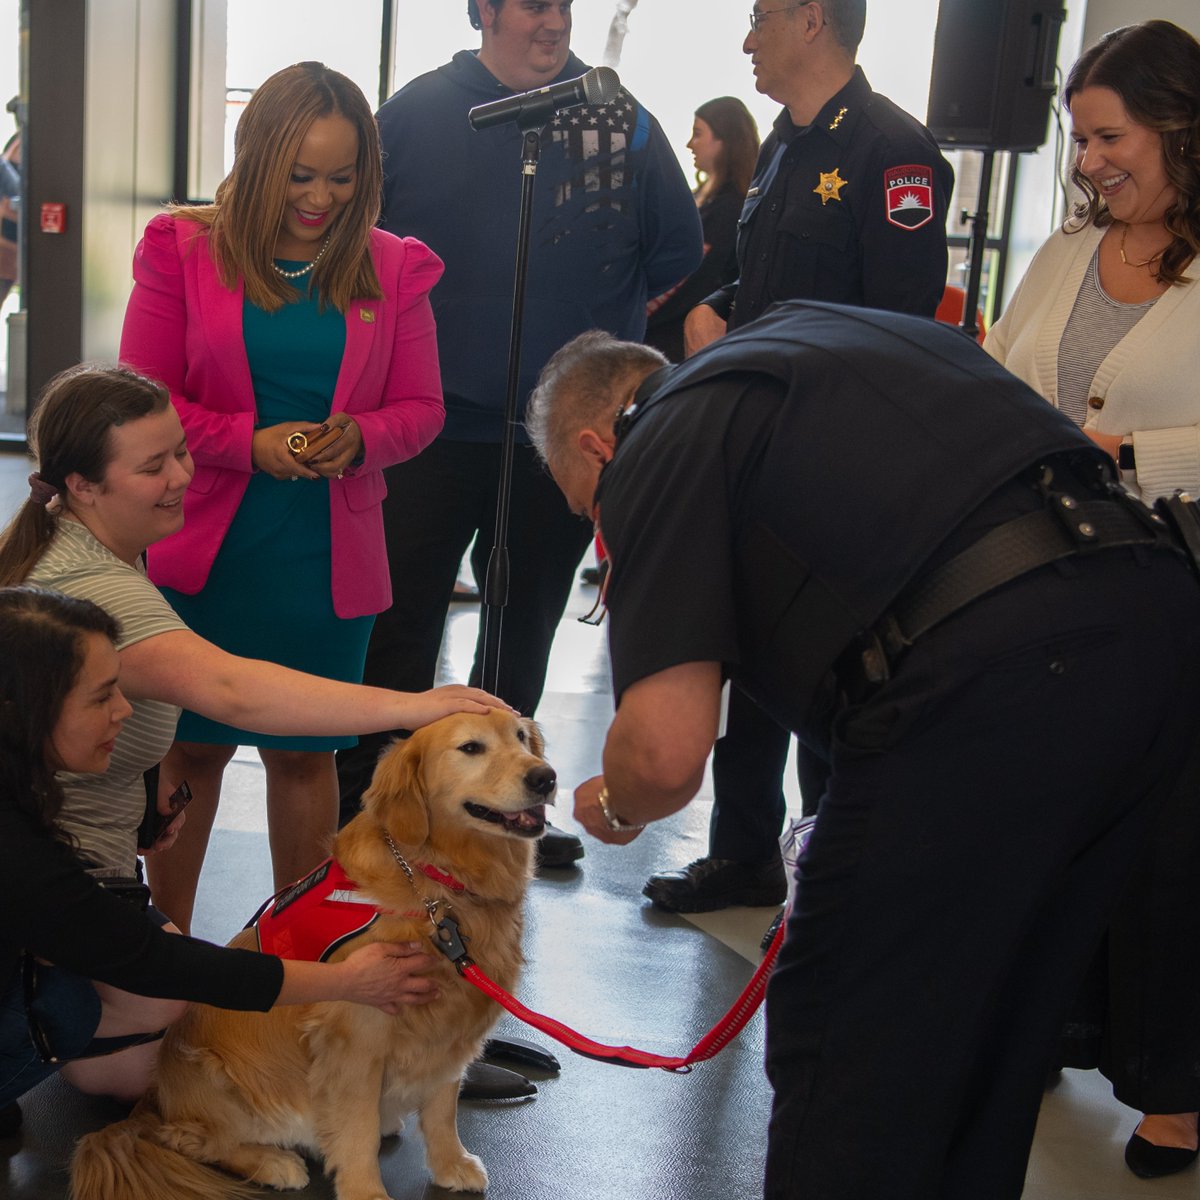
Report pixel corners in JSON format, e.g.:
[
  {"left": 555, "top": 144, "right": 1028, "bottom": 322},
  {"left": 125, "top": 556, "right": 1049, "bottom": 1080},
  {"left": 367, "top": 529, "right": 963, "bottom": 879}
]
[{"left": 0, "top": 444, "right": 1195, "bottom": 1199}]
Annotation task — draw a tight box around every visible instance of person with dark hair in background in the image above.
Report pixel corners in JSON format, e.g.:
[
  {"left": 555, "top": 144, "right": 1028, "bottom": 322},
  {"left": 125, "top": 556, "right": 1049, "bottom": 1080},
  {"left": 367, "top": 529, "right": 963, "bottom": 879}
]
[
  {"left": 335, "top": 0, "right": 702, "bottom": 874},
  {"left": 0, "top": 586, "right": 437, "bottom": 1138},
  {"left": 986, "top": 19, "right": 1200, "bottom": 1179},
  {"left": 645, "top": 97, "right": 759, "bottom": 362},
  {"left": 526, "top": 305, "right": 1200, "bottom": 1199},
  {"left": 644, "top": 0, "right": 954, "bottom": 918},
  {"left": 118, "top": 62, "right": 447, "bottom": 934}
]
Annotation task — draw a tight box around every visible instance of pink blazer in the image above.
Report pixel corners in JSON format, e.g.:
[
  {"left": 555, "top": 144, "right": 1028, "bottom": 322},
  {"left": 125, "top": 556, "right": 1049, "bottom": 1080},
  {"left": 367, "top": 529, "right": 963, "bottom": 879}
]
[{"left": 120, "top": 213, "right": 445, "bottom": 618}]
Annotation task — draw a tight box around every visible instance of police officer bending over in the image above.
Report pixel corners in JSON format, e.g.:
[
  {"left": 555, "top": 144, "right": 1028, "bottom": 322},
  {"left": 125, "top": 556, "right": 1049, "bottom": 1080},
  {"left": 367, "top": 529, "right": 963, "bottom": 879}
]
[{"left": 524, "top": 300, "right": 1200, "bottom": 1200}]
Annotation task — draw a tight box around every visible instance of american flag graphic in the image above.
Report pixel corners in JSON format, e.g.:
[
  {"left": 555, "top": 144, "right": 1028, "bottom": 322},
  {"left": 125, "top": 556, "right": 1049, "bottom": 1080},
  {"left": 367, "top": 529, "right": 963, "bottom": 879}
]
[{"left": 549, "top": 89, "right": 637, "bottom": 212}]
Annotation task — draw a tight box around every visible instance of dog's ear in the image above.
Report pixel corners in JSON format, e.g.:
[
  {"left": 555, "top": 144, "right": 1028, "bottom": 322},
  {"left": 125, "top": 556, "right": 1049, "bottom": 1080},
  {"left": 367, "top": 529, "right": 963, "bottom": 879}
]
[
  {"left": 362, "top": 736, "right": 429, "bottom": 846},
  {"left": 523, "top": 717, "right": 546, "bottom": 760}
]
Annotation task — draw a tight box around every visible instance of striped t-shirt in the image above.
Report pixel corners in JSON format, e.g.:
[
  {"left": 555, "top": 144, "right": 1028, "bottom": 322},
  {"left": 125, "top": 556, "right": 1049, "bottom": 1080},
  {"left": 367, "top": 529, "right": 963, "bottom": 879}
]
[{"left": 28, "top": 518, "right": 186, "bottom": 875}]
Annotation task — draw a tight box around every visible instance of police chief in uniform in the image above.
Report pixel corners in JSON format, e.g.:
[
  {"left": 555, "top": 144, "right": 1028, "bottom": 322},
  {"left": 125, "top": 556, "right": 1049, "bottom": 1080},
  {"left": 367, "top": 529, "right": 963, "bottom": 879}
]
[
  {"left": 651, "top": 0, "right": 955, "bottom": 915},
  {"left": 525, "top": 301, "right": 1200, "bottom": 1200}
]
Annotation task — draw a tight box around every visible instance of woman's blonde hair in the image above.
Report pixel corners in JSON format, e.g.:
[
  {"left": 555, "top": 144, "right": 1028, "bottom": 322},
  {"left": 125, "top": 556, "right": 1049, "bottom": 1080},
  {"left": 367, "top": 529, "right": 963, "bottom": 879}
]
[{"left": 173, "top": 61, "right": 384, "bottom": 313}]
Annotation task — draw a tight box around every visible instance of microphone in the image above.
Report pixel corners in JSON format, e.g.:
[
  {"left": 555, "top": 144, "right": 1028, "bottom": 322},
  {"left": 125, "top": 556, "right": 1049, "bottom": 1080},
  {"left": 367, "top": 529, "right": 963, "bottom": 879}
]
[{"left": 468, "top": 66, "right": 620, "bottom": 131}]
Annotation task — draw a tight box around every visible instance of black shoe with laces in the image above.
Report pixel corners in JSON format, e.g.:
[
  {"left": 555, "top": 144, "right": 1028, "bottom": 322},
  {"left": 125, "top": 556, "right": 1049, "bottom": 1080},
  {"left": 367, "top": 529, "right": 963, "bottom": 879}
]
[{"left": 643, "top": 856, "right": 787, "bottom": 913}]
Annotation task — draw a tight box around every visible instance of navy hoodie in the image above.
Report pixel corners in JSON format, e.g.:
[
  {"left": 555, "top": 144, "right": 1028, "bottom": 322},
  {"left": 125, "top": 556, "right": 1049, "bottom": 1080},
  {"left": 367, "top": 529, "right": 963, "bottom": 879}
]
[{"left": 377, "top": 50, "right": 702, "bottom": 443}]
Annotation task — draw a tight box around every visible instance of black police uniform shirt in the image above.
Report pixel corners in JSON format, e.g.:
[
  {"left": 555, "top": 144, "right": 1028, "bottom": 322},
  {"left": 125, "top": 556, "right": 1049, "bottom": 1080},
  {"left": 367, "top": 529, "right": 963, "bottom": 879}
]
[
  {"left": 594, "top": 301, "right": 1099, "bottom": 735},
  {"left": 706, "top": 67, "right": 954, "bottom": 326}
]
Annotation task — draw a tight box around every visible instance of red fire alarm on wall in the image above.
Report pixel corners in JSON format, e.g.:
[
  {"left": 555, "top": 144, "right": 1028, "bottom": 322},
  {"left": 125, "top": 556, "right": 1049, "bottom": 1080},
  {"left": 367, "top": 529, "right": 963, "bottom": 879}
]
[{"left": 40, "top": 202, "right": 67, "bottom": 234}]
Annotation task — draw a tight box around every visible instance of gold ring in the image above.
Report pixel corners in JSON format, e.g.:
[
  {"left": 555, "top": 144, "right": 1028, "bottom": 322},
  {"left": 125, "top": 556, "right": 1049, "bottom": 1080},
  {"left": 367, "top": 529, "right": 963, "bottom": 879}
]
[{"left": 286, "top": 432, "right": 308, "bottom": 453}]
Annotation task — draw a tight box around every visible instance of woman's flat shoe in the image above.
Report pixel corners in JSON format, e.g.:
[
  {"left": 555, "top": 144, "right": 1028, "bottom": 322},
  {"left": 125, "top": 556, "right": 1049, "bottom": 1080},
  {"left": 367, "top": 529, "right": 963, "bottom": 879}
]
[{"left": 1125, "top": 1132, "right": 1199, "bottom": 1179}]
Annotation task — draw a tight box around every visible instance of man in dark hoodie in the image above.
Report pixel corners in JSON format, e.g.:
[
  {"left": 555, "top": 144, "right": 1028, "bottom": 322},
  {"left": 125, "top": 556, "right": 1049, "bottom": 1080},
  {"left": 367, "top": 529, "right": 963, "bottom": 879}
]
[{"left": 335, "top": 1, "right": 702, "bottom": 872}]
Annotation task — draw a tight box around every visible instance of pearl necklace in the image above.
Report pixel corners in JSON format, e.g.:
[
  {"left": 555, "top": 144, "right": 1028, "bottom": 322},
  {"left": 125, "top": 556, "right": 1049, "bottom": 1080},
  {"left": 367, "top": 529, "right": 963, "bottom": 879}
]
[
  {"left": 272, "top": 237, "right": 330, "bottom": 280},
  {"left": 1119, "top": 223, "right": 1165, "bottom": 269}
]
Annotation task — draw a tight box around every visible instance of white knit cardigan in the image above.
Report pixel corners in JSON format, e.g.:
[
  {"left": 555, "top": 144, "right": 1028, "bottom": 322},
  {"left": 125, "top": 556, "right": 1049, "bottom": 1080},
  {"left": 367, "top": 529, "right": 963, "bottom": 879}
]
[{"left": 985, "top": 221, "right": 1200, "bottom": 501}]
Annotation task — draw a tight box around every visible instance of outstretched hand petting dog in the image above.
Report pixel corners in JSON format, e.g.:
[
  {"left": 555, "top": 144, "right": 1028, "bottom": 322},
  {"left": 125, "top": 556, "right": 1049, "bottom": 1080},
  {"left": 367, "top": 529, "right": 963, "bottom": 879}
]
[
  {"left": 276, "top": 941, "right": 440, "bottom": 1013},
  {"left": 398, "top": 684, "right": 517, "bottom": 729}
]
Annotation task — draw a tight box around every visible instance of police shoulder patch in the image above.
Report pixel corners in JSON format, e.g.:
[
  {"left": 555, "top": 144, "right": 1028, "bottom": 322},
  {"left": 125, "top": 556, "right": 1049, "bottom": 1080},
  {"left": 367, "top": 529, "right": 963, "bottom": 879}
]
[{"left": 884, "top": 164, "right": 934, "bottom": 231}]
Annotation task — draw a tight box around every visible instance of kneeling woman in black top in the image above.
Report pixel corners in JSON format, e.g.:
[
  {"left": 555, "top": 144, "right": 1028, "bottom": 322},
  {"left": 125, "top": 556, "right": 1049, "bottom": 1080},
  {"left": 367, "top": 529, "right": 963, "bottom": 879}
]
[{"left": 0, "top": 587, "right": 436, "bottom": 1127}]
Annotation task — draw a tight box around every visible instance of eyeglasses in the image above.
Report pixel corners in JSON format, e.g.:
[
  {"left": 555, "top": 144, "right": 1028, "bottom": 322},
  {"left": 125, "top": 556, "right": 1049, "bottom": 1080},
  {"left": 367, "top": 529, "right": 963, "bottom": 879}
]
[{"left": 748, "top": 2, "right": 806, "bottom": 32}]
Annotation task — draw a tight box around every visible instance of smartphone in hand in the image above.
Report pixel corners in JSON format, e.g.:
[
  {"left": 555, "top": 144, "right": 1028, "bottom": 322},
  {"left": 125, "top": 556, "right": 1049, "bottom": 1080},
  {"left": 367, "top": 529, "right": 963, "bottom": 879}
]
[{"left": 137, "top": 780, "right": 193, "bottom": 849}]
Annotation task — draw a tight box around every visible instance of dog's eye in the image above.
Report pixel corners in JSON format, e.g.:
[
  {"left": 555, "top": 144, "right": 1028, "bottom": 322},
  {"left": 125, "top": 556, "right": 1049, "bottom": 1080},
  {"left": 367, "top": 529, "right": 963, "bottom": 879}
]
[
  {"left": 516, "top": 729, "right": 527, "bottom": 743},
  {"left": 458, "top": 741, "right": 484, "bottom": 755}
]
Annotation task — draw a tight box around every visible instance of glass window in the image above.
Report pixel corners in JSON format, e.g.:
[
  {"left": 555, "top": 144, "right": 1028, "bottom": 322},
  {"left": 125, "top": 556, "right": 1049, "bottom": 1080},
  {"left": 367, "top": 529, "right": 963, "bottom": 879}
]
[{"left": 223, "top": 0, "right": 384, "bottom": 174}]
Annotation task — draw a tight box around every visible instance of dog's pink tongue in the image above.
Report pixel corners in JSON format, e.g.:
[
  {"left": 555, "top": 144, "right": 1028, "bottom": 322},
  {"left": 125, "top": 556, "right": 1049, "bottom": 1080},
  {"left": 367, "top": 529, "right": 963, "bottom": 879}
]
[{"left": 509, "top": 806, "right": 545, "bottom": 829}]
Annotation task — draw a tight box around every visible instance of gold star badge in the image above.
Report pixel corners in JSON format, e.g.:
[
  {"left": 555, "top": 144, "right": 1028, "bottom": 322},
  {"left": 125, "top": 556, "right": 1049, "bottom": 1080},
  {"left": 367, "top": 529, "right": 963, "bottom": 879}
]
[{"left": 814, "top": 169, "right": 848, "bottom": 205}]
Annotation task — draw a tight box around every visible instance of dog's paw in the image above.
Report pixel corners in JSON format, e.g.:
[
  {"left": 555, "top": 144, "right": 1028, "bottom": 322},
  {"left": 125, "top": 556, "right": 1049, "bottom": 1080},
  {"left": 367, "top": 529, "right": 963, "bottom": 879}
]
[
  {"left": 246, "top": 1146, "right": 309, "bottom": 1190},
  {"left": 431, "top": 1153, "right": 488, "bottom": 1193}
]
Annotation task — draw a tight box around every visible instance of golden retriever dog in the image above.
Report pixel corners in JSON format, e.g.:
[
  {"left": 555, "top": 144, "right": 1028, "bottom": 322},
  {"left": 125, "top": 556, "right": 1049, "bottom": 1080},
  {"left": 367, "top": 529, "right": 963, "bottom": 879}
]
[{"left": 71, "top": 709, "right": 555, "bottom": 1200}]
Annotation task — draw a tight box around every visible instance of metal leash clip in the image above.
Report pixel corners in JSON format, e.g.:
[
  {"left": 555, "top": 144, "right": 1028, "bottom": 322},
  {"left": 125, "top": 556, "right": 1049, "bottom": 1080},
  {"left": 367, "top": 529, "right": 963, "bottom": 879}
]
[{"left": 432, "top": 913, "right": 474, "bottom": 972}]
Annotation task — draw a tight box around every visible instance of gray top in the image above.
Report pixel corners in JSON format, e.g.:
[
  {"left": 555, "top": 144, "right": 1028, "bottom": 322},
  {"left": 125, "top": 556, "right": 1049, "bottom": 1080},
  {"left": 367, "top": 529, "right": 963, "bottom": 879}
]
[{"left": 1057, "top": 250, "right": 1158, "bottom": 428}]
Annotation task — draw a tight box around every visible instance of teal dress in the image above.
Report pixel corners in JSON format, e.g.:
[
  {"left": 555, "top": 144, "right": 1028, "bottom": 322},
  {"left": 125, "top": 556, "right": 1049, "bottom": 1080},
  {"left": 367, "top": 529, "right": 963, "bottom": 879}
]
[{"left": 161, "top": 270, "right": 373, "bottom": 750}]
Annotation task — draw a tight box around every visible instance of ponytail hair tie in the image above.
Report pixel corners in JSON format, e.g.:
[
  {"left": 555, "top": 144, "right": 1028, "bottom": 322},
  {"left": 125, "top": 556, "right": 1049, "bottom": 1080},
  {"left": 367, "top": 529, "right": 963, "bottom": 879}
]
[{"left": 28, "top": 472, "right": 64, "bottom": 514}]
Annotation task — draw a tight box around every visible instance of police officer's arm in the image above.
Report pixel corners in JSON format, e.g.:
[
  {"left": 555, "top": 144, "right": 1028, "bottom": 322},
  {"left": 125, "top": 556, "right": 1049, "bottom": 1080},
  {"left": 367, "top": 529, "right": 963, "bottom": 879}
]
[
  {"left": 859, "top": 147, "right": 953, "bottom": 317},
  {"left": 573, "top": 661, "right": 723, "bottom": 844},
  {"left": 683, "top": 303, "right": 729, "bottom": 357}
]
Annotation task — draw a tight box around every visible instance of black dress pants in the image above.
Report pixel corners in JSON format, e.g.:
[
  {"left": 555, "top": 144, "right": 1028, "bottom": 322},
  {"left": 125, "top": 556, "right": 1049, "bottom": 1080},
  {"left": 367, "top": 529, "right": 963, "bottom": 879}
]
[
  {"left": 1059, "top": 740, "right": 1200, "bottom": 1112},
  {"left": 762, "top": 547, "right": 1200, "bottom": 1200},
  {"left": 335, "top": 439, "right": 592, "bottom": 818}
]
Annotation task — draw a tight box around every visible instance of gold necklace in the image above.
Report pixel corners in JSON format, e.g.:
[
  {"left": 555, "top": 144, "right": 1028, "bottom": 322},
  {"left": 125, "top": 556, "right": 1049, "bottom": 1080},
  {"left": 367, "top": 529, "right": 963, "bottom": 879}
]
[
  {"left": 272, "top": 236, "right": 330, "bottom": 279},
  {"left": 1119, "top": 223, "right": 1165, "bottom": 268}
]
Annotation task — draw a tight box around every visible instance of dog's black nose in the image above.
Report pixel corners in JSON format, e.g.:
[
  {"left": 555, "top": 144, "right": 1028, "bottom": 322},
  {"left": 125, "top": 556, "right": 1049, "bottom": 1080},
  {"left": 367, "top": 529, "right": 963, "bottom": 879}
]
[{"left": 525, "top": 765, "right": 557, "bottom": 796}]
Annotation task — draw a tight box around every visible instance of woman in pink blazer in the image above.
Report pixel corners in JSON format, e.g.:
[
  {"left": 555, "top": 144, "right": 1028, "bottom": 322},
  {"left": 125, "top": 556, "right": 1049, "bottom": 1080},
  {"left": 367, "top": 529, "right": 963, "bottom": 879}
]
[{"left": 119, "top": 62, "right": 445, "bottom": 933}]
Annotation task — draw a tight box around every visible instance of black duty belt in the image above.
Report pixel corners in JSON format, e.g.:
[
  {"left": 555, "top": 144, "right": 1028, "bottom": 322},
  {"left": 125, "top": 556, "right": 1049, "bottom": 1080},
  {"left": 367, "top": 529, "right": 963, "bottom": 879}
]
[{"left": 850, "top": 492, "right": 1175, "bottom": 691}]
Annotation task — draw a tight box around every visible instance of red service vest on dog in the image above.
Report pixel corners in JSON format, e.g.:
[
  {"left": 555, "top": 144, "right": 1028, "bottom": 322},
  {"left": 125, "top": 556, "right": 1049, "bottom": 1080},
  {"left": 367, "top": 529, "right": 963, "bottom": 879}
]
[{"left": 250, "top": 858, "right": 383, "bottom": 962}]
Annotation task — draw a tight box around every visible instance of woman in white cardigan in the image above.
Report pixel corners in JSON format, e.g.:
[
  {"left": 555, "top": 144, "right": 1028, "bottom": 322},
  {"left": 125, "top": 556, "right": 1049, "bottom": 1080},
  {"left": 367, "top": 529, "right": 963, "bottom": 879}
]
[{"left": 985, "top": 19, "right": 1200, "bottom": 1181}]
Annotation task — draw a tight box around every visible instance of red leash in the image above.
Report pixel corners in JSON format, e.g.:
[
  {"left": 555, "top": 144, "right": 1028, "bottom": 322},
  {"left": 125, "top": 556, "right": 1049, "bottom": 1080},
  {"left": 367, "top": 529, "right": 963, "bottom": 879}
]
[{"left": 440, "top": 911, "right": 787, "bottom": 1072}]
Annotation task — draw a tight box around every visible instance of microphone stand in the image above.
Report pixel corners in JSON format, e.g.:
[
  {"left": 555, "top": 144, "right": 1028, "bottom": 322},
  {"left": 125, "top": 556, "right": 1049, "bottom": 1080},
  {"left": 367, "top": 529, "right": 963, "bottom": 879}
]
[
  {"left": 479, "top": 119, "right": 543, "bottom": 695},
  {"left": 959, "top": 149, "right": 994, "bottom": 341}
]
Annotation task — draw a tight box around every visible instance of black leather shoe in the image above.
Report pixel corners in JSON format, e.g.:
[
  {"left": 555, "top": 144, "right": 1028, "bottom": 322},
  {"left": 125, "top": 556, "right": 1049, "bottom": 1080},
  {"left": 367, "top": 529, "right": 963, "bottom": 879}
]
[
  {"left": 1125, "top": 1128, "right": 1200, "bottom": 1179},
  {"left": 459, "top": 1061, "right": 537, "bottom": 1101},
  {"left": 643, "top": 856, "right": 787, "bottom": 913},
  {"left": 0, "top": 1102, "right": 21, "bottom": 1138},
  {"left": 536, "top": 821, "right": 584, "bottom": 868}
]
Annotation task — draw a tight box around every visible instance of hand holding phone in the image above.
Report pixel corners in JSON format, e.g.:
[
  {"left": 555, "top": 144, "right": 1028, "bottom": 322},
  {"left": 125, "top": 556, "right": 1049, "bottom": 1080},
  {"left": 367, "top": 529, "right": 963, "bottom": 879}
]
[{"left": 137, "top": 780, "right": 193, "bottom": 850}]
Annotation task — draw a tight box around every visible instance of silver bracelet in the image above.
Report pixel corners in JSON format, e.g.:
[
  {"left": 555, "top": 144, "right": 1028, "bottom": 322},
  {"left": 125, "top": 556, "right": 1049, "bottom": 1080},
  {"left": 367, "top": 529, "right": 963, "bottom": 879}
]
[{"left": 597, "top": 786, "right": 646, "bottom": 832}]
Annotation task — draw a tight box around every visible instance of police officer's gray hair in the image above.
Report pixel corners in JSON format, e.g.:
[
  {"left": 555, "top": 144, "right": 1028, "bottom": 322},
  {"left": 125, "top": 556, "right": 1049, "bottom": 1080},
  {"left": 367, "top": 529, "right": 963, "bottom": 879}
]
[
  {"left": 526, "top": 331, "right": 667, "bottom": 468},
  {"left": 822, "top": 0, "right": 866, "bottom": 56}
]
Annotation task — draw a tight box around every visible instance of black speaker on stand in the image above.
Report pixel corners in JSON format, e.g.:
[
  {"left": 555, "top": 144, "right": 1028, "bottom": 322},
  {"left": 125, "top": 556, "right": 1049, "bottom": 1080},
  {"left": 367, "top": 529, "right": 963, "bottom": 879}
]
[{"left": 927, "top": 0, "right": 1066, "bottom": 337}]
